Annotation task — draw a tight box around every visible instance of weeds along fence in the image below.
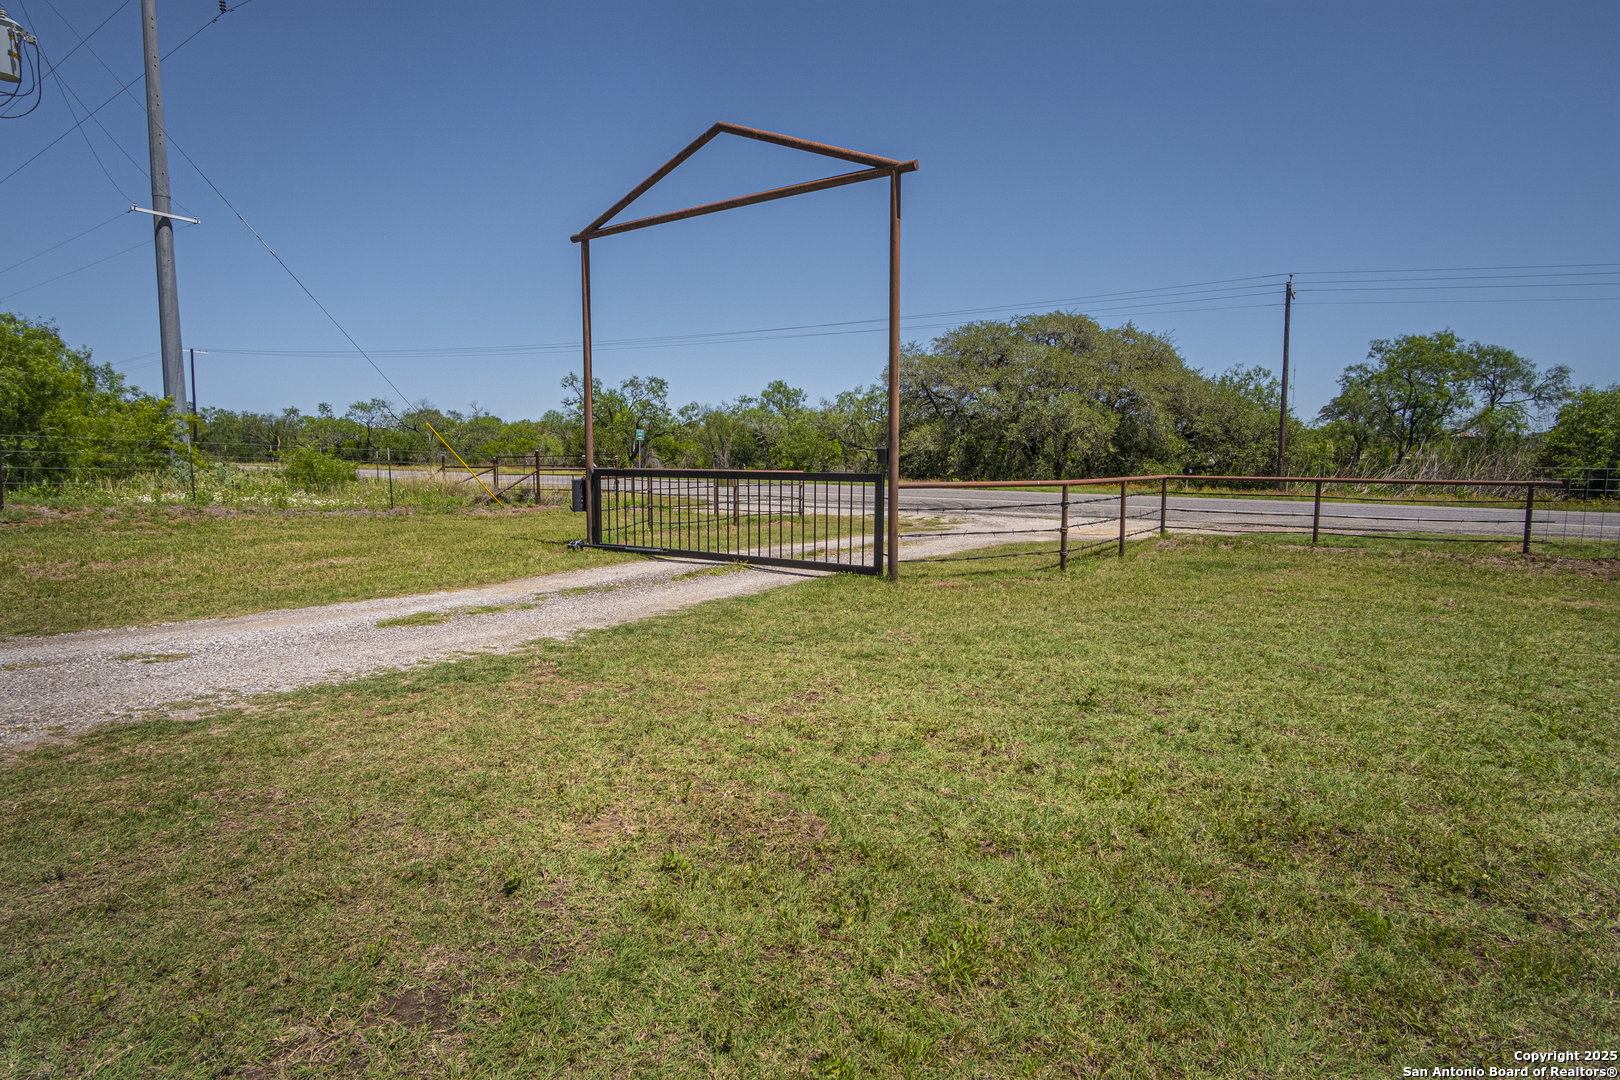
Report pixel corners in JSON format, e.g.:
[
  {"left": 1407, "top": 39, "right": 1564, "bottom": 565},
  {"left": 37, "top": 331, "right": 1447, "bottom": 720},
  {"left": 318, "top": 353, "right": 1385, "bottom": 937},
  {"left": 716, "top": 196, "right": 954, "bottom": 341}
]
[
  {"left": 0, "top": 434, "right": 584, "bottom": 507},
  {"left": 896, "top": 474, "right": 1619, "bottom": 564}
]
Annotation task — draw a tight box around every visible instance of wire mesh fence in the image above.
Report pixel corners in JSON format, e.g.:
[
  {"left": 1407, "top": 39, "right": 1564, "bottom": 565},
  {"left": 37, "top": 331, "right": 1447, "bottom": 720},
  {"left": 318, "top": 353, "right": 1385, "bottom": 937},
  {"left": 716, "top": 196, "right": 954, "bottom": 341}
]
[
  {"left": 590, "top": 468, "right": 884, "bottom": 574},
  {"left": 0, "top": 433, "right": 590, "bottom": 506}
]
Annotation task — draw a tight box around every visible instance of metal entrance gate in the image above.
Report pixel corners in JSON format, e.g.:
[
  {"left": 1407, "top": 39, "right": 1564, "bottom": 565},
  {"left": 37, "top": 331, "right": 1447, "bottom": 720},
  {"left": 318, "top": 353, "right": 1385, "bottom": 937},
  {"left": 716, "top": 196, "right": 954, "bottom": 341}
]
[{"left": 588, "top": 468, "right": 885, "bottom": 575}]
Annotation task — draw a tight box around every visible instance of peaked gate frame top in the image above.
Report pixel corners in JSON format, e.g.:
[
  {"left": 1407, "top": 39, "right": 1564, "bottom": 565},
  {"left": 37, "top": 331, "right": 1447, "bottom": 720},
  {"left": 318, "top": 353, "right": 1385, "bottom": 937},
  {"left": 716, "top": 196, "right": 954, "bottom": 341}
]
[{"left": 570, "top": 122, "right": 918, "bottom": 580}]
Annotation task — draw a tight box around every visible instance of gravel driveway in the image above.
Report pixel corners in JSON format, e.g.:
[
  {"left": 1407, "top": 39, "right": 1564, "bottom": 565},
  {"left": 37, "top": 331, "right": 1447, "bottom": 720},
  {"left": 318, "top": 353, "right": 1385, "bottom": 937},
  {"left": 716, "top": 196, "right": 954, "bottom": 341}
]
[{"left": 0, "top": 522, "right": 1036, "bottom": 747}]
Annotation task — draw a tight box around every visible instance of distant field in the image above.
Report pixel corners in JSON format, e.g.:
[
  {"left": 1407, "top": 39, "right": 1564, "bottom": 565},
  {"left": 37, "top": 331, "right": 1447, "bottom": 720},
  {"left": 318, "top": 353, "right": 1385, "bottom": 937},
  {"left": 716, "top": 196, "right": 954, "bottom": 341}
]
[
  {"left": 0, "top": 504, "right": 631, "bottom": 637},
  {"left": 1, "top": 535, "right": 1614, "bottom": 1077}
]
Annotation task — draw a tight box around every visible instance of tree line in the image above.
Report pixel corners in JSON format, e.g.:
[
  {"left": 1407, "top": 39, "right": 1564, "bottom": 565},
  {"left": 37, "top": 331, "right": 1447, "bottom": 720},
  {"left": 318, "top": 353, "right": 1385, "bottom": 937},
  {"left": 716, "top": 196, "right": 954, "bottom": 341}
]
[{"left": 3, "top": 309, "right": 1615, "bottom": 490}]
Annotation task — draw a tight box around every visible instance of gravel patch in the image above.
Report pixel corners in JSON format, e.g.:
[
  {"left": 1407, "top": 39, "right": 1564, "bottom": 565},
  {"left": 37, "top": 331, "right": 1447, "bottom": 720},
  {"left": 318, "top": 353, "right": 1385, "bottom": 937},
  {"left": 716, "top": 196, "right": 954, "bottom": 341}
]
[{"left": 0, "top": 515, "right": 1084, "bottom": 747}]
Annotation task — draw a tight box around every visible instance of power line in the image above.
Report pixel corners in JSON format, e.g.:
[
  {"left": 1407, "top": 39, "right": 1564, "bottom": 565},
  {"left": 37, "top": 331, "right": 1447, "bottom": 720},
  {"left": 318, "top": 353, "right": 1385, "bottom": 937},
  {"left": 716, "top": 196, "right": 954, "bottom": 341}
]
[
  {"left": 1299, "top": 296, "right": 1619, "bottom": 307},
  {"left": 0, "top": 211, "right": 124, "bottom": 277},
  {"left": 1302, "top": 281, "right": 1617, "bottom": 294},
  {"left": 35, "top": 0, "right": 204, "bottom": 216},
  {"left": 0, "top": 223, "right": 192, "bottom": 304},
  {"left": 0, "top": 1, "right": 240, "bottom": 190},
  {"left": 0, "top": 238, "right": 148, "bottom": 303},
  {"left": 1296, "top": 270, "right": 1619, "bottom": 285},
  {"left": 1292, "top": 261, "right": 1619, "bottom": 275}
]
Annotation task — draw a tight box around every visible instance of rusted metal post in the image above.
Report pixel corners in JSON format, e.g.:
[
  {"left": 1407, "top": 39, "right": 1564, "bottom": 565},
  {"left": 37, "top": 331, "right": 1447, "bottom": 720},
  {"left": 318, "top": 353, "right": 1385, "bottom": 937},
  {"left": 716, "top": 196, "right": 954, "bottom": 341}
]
[
  {"left": 580, "top": 239, "right": 596, "bottom": 543},
  {"left": 1523, "top": 483, "right": 1534, "bottom": 554},
  {"left": 887, "top": 171, "right": 902, "bottom": 582},
  {"left": 491, "top": 457, "right": 499, "bottom": 500},
  {"left": 1159, "top": 476, "right": 1168, "bottom": 535},
  {"left": 1060, "top": 484, "right": 1070, "bottom": 570},
  {"left": 1118, "top": 480, "right": 1128, "bottom": 556},
  {"left": 1312, "top": 479, "right": 1323, "bottom": 545}
]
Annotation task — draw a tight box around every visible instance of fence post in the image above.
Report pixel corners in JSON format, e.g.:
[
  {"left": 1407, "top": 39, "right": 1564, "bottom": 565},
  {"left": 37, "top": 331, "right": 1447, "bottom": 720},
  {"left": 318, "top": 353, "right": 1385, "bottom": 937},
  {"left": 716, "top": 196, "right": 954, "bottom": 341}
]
[
  {"left": 1118, "top": 480, "right": 1127, "bottom": 556},
  {"left": 1312, "top": 479, "right": 1323, "bottom": 545},
  {"left": 1060, "top": 484, "right": 1070, "bottom": 570},
  {"left": 1159, "top": 476, "right": 1168, "bottom": 535},
  {"left": 0, "top": 435, "right": 6, "bottom": 512},
  {"left": 491, "top": 457, "right": 500, "bottom": 500},
  {"left": 1522, "top": 483, "right": 1535, "bottom": 555}
]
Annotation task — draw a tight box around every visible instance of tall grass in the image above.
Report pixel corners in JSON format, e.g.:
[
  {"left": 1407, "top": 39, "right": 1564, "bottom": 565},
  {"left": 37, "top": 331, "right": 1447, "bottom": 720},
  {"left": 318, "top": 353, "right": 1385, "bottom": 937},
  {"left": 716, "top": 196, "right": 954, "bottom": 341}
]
[{"left": 6, "top": 461, "right": 567, "bottom": 512}]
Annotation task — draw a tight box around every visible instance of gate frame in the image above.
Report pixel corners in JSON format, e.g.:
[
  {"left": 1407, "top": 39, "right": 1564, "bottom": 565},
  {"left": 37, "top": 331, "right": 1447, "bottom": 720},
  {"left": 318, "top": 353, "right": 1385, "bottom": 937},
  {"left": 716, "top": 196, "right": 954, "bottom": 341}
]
[
  {"left": 590, "top": 466, "right": 885, "bottom": 575},
  {"left": 570, "top": 122, "right": 918, "bottom": 580}
]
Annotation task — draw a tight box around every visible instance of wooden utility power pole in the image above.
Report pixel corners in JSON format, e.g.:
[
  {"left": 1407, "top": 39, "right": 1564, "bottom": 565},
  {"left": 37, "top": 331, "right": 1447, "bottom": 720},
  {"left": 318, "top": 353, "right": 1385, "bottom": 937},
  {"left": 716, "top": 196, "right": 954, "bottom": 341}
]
[
  {"left": 140, "top": 0, "right": 185, "bottom": 415},
  {"left": 1276, "top": 275, "right": 1294, "bottom": 486}
]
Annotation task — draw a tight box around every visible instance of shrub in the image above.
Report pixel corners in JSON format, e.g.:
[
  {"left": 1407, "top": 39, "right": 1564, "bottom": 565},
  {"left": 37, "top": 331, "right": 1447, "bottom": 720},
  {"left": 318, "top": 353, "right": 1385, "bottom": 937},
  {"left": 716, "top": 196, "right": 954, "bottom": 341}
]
[{"left": 280, "top": 447, "right": 356, "bottom": 489}]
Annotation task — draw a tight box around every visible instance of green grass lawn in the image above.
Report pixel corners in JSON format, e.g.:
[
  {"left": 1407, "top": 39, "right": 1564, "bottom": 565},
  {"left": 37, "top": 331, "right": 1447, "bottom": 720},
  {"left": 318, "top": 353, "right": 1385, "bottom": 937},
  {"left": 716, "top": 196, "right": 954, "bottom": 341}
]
[
  {"left": 1, "top": 535, "right": 1616, "bottom": 1077},
  {"left": 0, "top": 504, "right": 631, "bottom": 637}
]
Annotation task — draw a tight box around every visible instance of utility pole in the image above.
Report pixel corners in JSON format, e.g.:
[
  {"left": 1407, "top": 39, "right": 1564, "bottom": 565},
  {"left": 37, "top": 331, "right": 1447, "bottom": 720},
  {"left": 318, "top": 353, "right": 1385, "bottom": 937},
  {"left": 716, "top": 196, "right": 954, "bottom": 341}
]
[
  {"left": 1276, "top": 274, "right": 1294, "bottom": 487},
  {"left": 141, "top": 0, "right": 185, "bottom": 415}
]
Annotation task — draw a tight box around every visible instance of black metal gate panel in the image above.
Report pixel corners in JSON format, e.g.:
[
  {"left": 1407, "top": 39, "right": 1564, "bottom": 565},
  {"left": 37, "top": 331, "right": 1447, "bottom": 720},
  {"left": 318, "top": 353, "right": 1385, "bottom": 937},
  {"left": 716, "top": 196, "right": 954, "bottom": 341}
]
[{"left": 589, "top": 468, "right": 884, "bottom": 575}]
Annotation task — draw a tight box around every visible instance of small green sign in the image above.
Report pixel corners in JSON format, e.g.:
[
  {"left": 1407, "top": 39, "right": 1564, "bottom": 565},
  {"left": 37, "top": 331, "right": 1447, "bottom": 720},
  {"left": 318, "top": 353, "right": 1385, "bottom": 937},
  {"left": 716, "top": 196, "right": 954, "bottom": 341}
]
[{"left": 635, "top": 429, "right": 645, "bottom": 441}]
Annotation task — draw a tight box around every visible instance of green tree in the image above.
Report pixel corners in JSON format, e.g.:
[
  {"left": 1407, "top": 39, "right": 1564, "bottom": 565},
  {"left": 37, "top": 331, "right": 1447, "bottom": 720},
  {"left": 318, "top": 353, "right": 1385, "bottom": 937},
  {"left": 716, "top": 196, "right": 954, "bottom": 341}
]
[
  {"left": 1540, "top": 385, "right": 1620, "bottom": 470},
  {"left": 1320, "top": 331, "right": 1475, "bottom": 465},
  {"left": 1461, "top": 342, "right": 1571, "bottom": 441},
  {"left": 898, "top": 311, "right": 1264, "bottom": 479},
  {"left": 0, "top": 312, "right": 176, "bottom": 487},
  {"left": 560, "top": 373, "right": 680, "bottom": 466}
]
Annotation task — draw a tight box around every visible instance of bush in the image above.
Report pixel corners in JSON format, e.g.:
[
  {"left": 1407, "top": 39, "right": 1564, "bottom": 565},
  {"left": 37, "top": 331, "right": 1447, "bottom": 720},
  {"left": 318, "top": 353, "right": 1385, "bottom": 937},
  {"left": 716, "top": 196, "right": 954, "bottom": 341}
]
[
  {"left": 1540, "top": 384, "right": 1620, "bottom": 471},
  {"left": 280, "top": 447, "right": 356, "bottom": 489}
]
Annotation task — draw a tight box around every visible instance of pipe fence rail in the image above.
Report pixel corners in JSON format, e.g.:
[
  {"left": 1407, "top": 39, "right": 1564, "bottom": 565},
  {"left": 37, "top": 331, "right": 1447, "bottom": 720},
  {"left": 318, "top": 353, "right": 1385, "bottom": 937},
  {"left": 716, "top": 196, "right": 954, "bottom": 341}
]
[
  {"left": 587, "top": 467, "right": 884, "bottom": 574},
  {"left": 898, "top": 474, "right": 1618, "bottom": 564}
]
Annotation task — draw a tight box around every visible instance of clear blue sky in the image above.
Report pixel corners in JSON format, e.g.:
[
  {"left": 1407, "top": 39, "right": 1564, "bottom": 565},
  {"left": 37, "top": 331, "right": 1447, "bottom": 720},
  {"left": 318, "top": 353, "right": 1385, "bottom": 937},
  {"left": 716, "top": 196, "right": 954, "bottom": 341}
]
[{"left": 4, "top": 0, "right": 1616, "bottom": 422}]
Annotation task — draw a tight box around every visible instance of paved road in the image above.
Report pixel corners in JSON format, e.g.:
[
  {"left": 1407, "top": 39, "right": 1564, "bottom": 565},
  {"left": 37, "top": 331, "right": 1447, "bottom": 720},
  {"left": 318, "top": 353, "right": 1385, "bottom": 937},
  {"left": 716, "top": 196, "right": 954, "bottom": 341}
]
[
  {"left": 359, "top": 468, "right": 1615, "bottom": 541},
  {"left": 896, "top": 487, "right": 1619, "bottom": 542}
]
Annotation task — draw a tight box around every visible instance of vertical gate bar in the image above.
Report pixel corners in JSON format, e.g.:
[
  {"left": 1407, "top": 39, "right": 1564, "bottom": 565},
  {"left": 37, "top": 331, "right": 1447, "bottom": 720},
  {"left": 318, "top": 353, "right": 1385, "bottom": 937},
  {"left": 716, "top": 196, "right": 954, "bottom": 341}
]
[
  {"left": 837, "top": 481, "right": 845, "bottom": 564},
  {"left": 1160, "top": 476, "right": 1168, "bottom": 535},
  {"left": 1060, "top": 484, "right": 1070, "bottom": 571},
  {"left": 873, "top": 473, "right": 884, "bottom": 573},
  {"left": 492, "top": 457, "right": 499, "bottom": 499},
  {"left": 589, "top": 469, "right": 600, "bottom": 547},
  {"left": 1312, "top": 480, "right": 1323, "bottom": 545},
  {"left": 1523, "top": 483, "right": 1534, "bottom": 554},
  {"left": 1118, "top": 480, "right": 1127, "bottom": 556}
]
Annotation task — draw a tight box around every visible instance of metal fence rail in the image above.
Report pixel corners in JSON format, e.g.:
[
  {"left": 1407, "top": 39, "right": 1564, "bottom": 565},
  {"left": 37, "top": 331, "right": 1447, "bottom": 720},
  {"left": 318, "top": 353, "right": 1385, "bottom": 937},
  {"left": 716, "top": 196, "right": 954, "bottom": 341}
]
[
  {"left": 589, "top": 468, "right": 884, "bottom": 574},
  {"left": 897, "top": 475, "right": 1619, "bottom": 564}
]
